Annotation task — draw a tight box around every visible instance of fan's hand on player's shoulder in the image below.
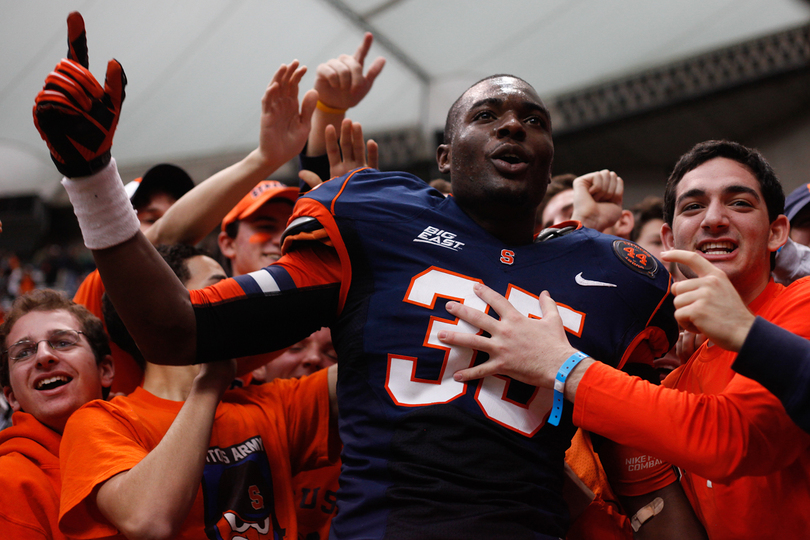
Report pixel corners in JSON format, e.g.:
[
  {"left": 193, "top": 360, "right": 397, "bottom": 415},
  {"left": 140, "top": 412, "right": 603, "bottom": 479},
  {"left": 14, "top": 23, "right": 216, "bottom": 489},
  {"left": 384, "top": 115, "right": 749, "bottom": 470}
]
[
  {"left": 258, "top": 61, "right": 318, "bottom": 168},
  {"left": 437, "top": 284, "right": 578, "bottom": 388},
  {"left": 571, "top": 170, "right": 623, "bottom": 232},
  {"left": 298, "top": 118, "right": 378, "bottom": 188},
  {"left": 33, "top": 11, "right": 126, "bottom": 178}
]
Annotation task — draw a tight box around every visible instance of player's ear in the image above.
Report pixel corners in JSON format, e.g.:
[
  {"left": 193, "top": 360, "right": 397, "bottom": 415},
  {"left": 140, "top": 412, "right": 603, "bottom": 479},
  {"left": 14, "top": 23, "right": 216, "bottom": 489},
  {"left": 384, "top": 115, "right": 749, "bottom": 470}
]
[
  {"left": 436, "top": 144, "right": 451, "bottom": 175},
  {"left": 768, "top": 214, "right": 790, "bottom": 253},
  {"left": 661, "top": 222, "right": 675, "bottom": 251}
]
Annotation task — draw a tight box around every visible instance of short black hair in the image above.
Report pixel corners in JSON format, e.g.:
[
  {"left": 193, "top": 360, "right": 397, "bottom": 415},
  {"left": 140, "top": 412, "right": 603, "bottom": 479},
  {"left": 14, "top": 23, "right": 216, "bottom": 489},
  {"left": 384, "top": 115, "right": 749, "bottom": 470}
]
[{"left": 663, "top": 140, "right": 784, "bottom": 226}]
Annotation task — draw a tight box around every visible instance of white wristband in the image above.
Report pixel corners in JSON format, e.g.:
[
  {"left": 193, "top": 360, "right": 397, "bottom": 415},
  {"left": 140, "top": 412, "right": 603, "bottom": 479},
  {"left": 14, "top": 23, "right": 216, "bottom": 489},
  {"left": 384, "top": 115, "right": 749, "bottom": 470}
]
[{"left": 61, "top": 158, "right": 141, "bottom": 250}]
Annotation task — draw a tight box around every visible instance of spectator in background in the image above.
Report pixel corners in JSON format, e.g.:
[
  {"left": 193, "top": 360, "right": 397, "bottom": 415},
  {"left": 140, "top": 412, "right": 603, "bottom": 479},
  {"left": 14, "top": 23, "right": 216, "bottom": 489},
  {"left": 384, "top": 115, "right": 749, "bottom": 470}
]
[
  {"left": 630, "top": 196, "right": 665, "bottom": 260},
  {"left": 769, "top": 182, "right": 810, "bottom": 285},
  {"left": 124, "top": 163, "right": 195, "bottom": 231},
  {"left": 784, "top": 182, "right": 810, "bottom": 246},
  {"left": 217, "top": 180, "right": 298, "bottom": 277},
  {"left": 536, "top": 170, "right": 634, "bottom": 238}
]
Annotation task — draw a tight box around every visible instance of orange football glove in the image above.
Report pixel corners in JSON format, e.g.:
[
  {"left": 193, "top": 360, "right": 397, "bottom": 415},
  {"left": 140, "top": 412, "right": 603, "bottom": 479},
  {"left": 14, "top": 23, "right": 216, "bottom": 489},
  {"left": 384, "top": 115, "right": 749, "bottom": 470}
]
[{"left": 33, "top": 12, "right": 126, "bottom": 177}]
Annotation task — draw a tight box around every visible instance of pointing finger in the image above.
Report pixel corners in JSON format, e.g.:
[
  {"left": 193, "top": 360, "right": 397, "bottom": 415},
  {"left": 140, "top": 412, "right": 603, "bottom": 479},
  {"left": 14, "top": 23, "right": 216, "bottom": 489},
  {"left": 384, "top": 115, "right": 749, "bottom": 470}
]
[
  {"left": 67, "top": 12, "right": 89, "bottom": 68},
  {"left": 660, "top": 249, "right": 717, "bottom": 278},
  {"left": 354, "top": 32, "right": 373, "bottom": 64}
]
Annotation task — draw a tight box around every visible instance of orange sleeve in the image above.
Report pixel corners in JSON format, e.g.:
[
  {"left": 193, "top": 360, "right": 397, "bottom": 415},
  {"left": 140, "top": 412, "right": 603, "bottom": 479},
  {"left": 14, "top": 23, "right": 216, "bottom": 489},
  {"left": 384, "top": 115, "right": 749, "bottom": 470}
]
[
  {"left": 573, "top": 361, "right": 810, "bottom": 482},
  {"left": 274, "top": 241, "right": 342, "bottom": 290},
  {"left": 59, "top": 402, "right": 149, "bottom": 538}
]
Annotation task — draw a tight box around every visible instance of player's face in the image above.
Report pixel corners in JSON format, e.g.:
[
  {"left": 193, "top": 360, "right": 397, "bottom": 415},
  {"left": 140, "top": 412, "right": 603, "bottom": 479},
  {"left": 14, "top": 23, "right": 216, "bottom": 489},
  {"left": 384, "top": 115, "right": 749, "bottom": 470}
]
[
  {"left": 661, "top": 157, "right": 788, "bottom": 299},
  {"left": 438, "top": 77, "right": 554, "bottom": 217},
  {"left": 3, "top": 310, "right": 113, "bottom": 433},
  {"left": 222, "top": 200, "right": 293, "bottom": 277},
  {"left": 135, "top": 192, "right": 177, "bottom": 233},
  {"left": 252, "top": 327, "right": 336, "bottom": 382},
  {"left": 636, "top": 218, "right": 665, "bottom": 260}
]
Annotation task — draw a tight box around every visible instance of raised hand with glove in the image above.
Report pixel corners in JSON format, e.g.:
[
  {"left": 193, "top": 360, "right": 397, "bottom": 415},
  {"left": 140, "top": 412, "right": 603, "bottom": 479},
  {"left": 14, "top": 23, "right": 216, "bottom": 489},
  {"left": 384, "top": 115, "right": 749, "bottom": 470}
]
[{"left": 33, "top": 11, "right": 126, "bottom": 178}]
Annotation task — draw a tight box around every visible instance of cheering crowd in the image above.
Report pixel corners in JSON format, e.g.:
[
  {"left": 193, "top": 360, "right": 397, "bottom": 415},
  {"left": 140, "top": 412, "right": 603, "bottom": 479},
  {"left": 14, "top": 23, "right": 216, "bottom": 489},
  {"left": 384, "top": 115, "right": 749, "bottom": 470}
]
[{"left": 1, "top": 10, "right": 809, "bottom": 540}]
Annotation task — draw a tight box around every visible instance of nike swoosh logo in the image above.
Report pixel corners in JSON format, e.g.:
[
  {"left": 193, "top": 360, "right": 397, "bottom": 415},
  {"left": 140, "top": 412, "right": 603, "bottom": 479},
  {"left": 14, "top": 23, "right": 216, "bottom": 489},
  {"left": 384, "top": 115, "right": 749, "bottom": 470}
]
[{"left": 575, "top": 272, "right": 617, "bottom": 287}]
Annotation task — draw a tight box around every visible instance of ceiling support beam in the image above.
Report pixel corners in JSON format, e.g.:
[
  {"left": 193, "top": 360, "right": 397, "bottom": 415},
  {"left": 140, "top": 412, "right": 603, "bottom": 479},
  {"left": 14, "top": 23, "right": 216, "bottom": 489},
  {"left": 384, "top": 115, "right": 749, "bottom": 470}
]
[{"left": 319, "top": 0, "right": 431, "bottom": 84}]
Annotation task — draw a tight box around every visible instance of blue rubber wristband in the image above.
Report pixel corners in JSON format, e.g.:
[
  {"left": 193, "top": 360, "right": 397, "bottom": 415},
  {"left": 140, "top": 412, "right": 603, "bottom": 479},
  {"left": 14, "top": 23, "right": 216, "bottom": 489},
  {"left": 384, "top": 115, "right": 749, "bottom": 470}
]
[{"left": 548, "top": 351, "right": 589, "bottom": 426}]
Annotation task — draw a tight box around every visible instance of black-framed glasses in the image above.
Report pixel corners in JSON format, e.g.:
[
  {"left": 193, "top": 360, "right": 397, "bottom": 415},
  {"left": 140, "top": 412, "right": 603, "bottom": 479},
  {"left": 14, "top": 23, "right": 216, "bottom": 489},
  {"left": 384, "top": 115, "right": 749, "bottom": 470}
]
[{"left": 5, "top": 329, "right": 85, "bottom": 361}]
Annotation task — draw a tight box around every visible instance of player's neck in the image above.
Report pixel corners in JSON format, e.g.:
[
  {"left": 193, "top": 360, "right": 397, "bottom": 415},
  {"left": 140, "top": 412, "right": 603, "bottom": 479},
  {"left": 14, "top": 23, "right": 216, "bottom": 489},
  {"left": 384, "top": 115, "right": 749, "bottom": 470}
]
[
  {"left": 454, "top": 193, "right": 538, "bottom": 245},
  {"left": 475, "top": 214, "right": 536, "bottom": 245},
  {"left": 142, "top": 363, "right": 200, "bottom": 401}
]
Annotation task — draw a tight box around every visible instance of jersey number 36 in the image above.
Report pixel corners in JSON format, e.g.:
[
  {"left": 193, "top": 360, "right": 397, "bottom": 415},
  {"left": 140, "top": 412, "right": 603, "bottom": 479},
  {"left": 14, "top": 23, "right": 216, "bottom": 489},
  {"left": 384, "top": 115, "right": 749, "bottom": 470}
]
[{"left": 385, "top": 267, "right": 585, "bottom": 437}]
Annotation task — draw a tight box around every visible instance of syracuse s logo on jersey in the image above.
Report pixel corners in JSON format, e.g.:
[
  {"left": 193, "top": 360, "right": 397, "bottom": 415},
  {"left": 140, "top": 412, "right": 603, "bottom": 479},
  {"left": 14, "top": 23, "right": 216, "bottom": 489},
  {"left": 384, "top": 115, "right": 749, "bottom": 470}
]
[
  {"left": 413, "top": 226, "right": 465, "bottom": 251},
  {"left": 500, "top": 250, "right": 515, "bottom": 265}
]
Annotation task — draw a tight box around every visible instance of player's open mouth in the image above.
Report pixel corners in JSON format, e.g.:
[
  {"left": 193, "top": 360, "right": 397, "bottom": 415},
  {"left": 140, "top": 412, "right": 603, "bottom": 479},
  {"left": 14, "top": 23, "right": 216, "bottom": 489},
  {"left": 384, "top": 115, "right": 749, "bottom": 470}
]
[
  {"left": 496, "top": 153, "right": 525, "bottom": 164},
  {"left": 36, "top": 375, "right": 71, "bottom": 391},
  {"left": 491, "top": 146, "right": 529, "bottom": 173},
  {"left": 698, "top": 241, "right": 736, "bottom": 255}
]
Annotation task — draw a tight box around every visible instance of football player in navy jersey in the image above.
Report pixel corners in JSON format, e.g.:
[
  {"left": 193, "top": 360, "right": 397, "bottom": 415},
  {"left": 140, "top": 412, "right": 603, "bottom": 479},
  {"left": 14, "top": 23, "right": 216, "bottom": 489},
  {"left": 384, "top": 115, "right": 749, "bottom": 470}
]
[{"left": 33, "top": 16, "right": 705, "bottom": 538}]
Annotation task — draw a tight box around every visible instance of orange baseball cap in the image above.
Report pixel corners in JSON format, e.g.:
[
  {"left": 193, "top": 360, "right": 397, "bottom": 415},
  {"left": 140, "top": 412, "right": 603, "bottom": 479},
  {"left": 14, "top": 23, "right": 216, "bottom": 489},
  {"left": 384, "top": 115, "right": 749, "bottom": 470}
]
[{"left": 221, "top": 180, "right": 299, "bottom": 232}]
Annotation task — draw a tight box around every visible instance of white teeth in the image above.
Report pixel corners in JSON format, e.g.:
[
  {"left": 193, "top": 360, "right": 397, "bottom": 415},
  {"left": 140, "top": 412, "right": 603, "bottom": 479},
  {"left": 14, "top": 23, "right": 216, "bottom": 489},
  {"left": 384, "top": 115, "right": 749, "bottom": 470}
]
[
  {"left": 36, "top": 375, "right": 69, "bottom": 390},
  {"left": 700, "top": 242, "right": 735, "bottom": 254}
]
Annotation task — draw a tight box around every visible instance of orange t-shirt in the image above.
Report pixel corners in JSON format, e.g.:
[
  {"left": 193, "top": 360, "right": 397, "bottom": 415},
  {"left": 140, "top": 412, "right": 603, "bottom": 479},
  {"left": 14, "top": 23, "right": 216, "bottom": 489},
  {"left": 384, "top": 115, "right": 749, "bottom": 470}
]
[
  {"left": 60, "top": 369, "right": 335, "bottom": 539},
  {"left": 293, "top": 461, "right": 341, "bottom": 540}
]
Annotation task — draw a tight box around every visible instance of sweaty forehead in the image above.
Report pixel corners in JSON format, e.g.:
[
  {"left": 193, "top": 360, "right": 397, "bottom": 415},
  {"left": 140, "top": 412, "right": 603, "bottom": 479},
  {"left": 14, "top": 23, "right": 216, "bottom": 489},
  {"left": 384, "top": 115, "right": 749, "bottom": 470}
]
[{"left": 464, "top": 77, "right": 544, "bottom": 109}]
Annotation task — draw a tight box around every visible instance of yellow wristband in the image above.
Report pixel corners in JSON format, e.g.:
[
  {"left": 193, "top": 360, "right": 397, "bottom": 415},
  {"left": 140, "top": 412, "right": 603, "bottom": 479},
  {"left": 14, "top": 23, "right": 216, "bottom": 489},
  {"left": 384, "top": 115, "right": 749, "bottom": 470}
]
[{"left": 316, "top": 101, "right": 348, "bottom": 115}]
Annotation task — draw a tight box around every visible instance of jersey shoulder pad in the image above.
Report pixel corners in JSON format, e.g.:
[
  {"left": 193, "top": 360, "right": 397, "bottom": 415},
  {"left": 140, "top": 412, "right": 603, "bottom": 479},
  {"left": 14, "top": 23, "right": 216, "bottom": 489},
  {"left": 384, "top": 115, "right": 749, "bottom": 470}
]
[
  {"left": 301, "top": 168, "right": 442, "bottom": 221},
  {"left": 280, "top": 216, "right": 327, "bottom": 250}
]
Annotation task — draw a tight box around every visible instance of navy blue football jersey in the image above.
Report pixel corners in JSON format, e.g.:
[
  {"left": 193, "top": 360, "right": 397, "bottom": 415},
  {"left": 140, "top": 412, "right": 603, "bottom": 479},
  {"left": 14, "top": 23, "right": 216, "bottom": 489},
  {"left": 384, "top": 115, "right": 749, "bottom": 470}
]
[{"left": 193, "top": 168, "right": 677, "bottom": 540}]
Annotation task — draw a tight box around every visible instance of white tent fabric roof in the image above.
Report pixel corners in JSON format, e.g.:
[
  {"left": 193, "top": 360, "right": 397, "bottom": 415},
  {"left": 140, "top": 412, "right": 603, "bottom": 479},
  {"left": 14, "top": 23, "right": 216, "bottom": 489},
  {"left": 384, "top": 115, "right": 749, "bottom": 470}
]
[{"left": 2, "top": 0, "right": 809, "bottom": 199}]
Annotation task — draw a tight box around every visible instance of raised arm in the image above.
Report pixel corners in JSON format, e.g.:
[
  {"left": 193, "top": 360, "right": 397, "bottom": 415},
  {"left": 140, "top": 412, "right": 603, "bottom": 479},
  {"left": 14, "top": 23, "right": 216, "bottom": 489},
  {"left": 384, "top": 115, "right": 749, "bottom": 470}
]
[
  {"left": 33, "top": 12, "right": 315, "bottom": 366},
  {"left": 571, "top": 170, "right": 634, "bottom": 236},
  {"left": 146, "top": 61, "right": 318, "bottom": 246},
  {"left": 305, "top": 32, "right": 385, "bottom": 158}
]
